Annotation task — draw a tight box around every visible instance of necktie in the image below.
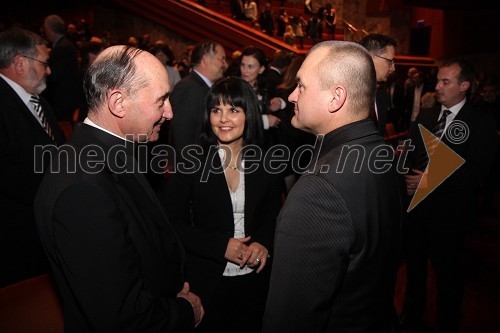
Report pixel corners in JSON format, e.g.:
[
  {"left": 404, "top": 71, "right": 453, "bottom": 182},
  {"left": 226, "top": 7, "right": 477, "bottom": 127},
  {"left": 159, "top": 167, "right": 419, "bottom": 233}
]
[
  {"left": 413, "top": 110, "right": 451, "bottom": 171},
  {"left": 31, "top": 94, "right": 55, "bottom": 142},
  {"left": 432, "top": 109, "right": 451, "bottom": 139}
]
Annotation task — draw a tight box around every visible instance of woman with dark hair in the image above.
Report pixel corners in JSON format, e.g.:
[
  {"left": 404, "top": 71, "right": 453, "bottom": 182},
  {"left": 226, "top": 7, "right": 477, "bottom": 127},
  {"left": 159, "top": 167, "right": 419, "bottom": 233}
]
[
  {"left": 164, "top": 77, "right": 283, "bottom": 333},
  {"left": 239, "top": 45, "right": 281, "bottom": 147}
]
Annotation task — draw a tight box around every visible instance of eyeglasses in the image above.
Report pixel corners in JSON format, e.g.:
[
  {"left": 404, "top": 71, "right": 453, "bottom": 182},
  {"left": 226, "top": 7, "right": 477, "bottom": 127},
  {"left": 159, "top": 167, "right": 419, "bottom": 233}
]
[
  {"left": 373, "top": 54, "right": 395, "bottom": 66},
  {"left": 21, "top": 55, "right": 49, "bottom": 69}
]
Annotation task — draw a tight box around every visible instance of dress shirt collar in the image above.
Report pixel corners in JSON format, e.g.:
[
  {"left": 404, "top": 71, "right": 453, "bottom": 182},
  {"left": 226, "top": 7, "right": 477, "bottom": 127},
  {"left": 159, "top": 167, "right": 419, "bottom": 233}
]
[
  {"left": 440, "top": 98, "right": 466, "bottom": 120},
  {"left": 0, "top": 73, "right": 32, "bottom": 107},
  {"left": 83, "top": 117, "right": 135, "bottom": 142},
  {"left": 193, "top": 69, "right": 212, "bottom": 87},
  {"left": 270, "top": 66, "right": 281, "bottom": 75}
]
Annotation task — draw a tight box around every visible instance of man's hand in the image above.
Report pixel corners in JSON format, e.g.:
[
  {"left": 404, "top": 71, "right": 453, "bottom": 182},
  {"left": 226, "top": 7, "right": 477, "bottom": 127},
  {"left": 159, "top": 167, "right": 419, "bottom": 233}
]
[
  {"left": 405, "top": 169, "right": 427, "bottom": 196},
  {"left": 177, "top": 282, "right": 204, "bottom": 327}
]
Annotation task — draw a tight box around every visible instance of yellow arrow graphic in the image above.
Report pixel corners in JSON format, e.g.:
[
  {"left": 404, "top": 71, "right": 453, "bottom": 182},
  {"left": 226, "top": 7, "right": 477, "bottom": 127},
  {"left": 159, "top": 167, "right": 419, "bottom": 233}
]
[{"left": 407, "top": 125, "right": 465, "bottom": 212}]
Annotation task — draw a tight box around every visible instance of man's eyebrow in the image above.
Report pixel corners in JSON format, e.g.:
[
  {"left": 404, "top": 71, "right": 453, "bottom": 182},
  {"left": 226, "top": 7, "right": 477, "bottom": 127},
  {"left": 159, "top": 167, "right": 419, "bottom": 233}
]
[{"left": 159, "top": 92, "right": 170, "bottom": 102}]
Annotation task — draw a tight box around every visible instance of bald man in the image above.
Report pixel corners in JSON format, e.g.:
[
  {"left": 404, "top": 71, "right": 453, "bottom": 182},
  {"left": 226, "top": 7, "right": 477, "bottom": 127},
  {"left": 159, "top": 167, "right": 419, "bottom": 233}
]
[
  {"left": 263, "top": 41, "right": 402, "bottom": 333},
  {"left": 35, "top": 45, "right": 203, "bottom": 332}
]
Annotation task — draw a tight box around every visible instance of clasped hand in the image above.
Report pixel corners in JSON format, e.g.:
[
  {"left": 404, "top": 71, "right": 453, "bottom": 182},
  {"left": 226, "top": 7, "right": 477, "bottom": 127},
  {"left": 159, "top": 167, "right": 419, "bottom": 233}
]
[{"left": 225, "top": 236, "right": 269, "bottom": 273}]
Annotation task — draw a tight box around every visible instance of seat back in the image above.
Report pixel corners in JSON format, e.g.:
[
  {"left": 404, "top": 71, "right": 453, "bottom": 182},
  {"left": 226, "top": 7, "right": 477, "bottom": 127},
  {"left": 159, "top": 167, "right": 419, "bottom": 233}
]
[{"left": 0, "top": 274, "right": 64, "bottom": 333}]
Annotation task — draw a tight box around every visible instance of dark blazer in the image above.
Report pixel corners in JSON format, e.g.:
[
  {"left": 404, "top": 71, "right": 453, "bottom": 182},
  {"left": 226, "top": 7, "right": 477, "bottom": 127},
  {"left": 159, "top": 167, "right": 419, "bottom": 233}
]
[
  {"left": 163, "top": 147, "right": 283, "bottom": 304},
  {"left": 169, "top": 71, "right": 210, "bottom": 152},
  {"left": 42, "top": 35, "right": 81, "bottom": 122},
  {"left": 34, "top": 123, "right": 194, "bottom": 332},
  {"left": 266, "top": 67, "right": 283, "bottom": 98},
  {"left": 404, "top": 81, "right": 433, "bottom": 128},
  {"left": 0, "top": 76, "right": 65, "bottom": 287},
  {"left": 407, "top": 102, "right": 497, "bottom": 220},
  {"left": 375, "top": 87, "right": 390, "bottom": 137},
  {"left": 264, "top": 119, "right": 402, "bottom": 333}
]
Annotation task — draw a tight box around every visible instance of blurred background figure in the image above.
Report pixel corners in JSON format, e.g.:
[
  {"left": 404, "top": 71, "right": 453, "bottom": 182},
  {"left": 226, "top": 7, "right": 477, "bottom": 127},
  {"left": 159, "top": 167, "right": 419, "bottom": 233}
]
[
  {"left": 42, "top": 14, "right": 81, "bottom": 136},
  {"left": 149, "top": 42, "right": 181, "bottom": 92}
]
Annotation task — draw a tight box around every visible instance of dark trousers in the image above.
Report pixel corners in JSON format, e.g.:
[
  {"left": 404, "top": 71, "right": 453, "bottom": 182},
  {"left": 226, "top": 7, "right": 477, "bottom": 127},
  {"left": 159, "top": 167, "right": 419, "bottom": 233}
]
[
  {"left": 195, "top": 270, "right": 270, "bottom": 333},
  {"left": 403, "top": 191, "right": 475, "bottom": 333}
]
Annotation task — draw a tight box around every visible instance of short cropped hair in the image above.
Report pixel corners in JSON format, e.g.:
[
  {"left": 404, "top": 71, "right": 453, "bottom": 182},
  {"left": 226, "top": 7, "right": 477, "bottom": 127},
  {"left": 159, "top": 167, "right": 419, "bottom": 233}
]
[
  {"left": 190, "top": 39, "right": 222, "bottom": 68},
  {"left": 309, "top": 41, "right": 376, "bottom": 116},
  {"left": 358, "top": 33, "right": 397, "bottom": 56}
]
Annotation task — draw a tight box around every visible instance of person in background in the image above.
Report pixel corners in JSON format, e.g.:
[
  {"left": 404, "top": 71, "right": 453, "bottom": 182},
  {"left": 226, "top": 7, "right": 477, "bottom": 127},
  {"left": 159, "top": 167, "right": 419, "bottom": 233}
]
[
  {"left": 324, "top": 3, "right": 337, "bottom": 40},
  {"left": 259, "top": 2, "right": 275, "bottom": 37},
  {"left": 270, "top": 55, "right": 315, "bottom": 193},
  {"left": 283, "top": 25, "right": 296, "bottom": 48},
  {"left": 224, "top": 49, "right": 242, "bottom": 77},
  {"left": 404, "top": 67, "right": 418, "bottom": 95},
  {"left": 0, "top": 27, "right": 65, "bottom": 288},
  {"left": 169, "top": 39, "right": 227, "bottom": 152},
  {"left": 238, "top": 45, "right": 281, "bottom": 147},
  {"left": 149, "top": 42, "right": 182, "bottom": 92},
  {"left": 35, "top": 45, "right": 204, "bottom": 332},
  {"left": 42, "top": 14, "right": 81, "bottom": 131},
  {"left": 404, "top": 67, "right": 433, "bottom": 132},
  {"left": 267, "top": 49, "right": 290, "bottom": 98},
  {"left": 263, "top": 41, "right": 402, "bottom": 333},
  {"left": 243, "top": 0, "right": 259, "bottom": 23},
  {"left": 294, "top": 15, "right": 307, "bottom": 49},
  {"left": 164, "top": 77, "right": 283, "bottom": 333},
  {"left": 401, "top": 58, "right": 497, "bottom": 333},
  {"left": 76, "top": 38, "right": 105, "bottom": 122},
  {"left": 176, "top": 44, "right": 194, "bottom": 78},
  {"left": 359, "top": 33, "right": 398, "bottom": 137}
]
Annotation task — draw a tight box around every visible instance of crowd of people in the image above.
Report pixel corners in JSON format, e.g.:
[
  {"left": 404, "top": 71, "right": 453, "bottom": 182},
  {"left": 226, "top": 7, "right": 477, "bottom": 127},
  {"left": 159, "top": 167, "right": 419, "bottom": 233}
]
[
  {"left": 227, "top": 0, "right": 338, "bottom": 49},
  {"left": 0, "top": 10, "right": 499, "bottom": 333}
]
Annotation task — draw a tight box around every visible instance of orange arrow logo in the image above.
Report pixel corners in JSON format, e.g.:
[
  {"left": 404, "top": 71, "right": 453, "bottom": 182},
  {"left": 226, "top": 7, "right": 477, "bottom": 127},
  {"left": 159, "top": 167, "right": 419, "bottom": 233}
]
[{"left": 407, "top": 125, "right": 465, "bottom": 212}]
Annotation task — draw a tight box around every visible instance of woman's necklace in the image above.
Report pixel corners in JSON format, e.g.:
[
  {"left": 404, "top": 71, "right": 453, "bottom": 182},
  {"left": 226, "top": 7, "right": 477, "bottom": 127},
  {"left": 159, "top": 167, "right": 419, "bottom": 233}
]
[{"left": 224, "top": 162, "right": 239, "bottom": 170}]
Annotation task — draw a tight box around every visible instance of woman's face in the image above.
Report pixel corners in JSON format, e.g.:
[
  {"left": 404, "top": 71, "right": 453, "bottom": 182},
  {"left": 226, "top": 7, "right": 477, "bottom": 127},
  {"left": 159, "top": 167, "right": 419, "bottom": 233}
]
[
  {"left": 240, "top": 55, "right": 264, "bottom": 87},
  {"left": 210, "top": 103, "right": 246, "bottom": 147}
]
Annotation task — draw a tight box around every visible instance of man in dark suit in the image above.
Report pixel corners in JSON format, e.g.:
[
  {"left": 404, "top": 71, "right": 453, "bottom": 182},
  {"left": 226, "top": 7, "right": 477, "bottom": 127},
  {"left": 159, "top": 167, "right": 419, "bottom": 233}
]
[
  {"left": 42, "top": 14, "right": 81, "bottom": 125},
  {"left": 35, "top": 45, "right": 203, "bottom": 332},
  {"left": 359, "top": 34, "right": 398, "bottom": 137},
  {"left": 267, "top": 49, "right": 290, "bottom": 99},
  {"left": 169, "top": 40, "right": 227, "bottom": 152},
  {"left": 404, "top": 67, "right": 433, "bottom": 131},
  {"left": 263, "top": 41, "right": 402, "bottom": 333},
  {"left": 0, "top": 28, "right": 65, "bottom": 287},
  {"left": 401, "top": 58, "right": 497, "bottom": 332}
]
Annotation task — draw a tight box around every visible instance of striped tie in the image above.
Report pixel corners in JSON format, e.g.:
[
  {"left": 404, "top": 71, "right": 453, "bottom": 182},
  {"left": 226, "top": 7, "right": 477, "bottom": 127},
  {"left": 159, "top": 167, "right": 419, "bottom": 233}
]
[
  {"left": 413, "top": 110, "right": 451, "bottom": 171},
  {"left": 30, "top": 94, "right": 55, "bottom": 142},
  {"left": 432, "top": 109, "right": 451, "bottom": 139}
]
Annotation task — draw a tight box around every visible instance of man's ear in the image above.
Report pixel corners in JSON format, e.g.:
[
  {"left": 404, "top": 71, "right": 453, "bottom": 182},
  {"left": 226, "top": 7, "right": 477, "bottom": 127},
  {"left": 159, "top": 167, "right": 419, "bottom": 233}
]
[
  {"left": 108, "top": 90, "right": 125, "bottom": 118},
  {"left": 13, "top": 55, "right": 27, "bottom": 75},
  {"left": 460, "top": 80, "right": 471, "bottom": 93},
  {"left": 328, "top": 84, "right": 346, "bottom": 113}
]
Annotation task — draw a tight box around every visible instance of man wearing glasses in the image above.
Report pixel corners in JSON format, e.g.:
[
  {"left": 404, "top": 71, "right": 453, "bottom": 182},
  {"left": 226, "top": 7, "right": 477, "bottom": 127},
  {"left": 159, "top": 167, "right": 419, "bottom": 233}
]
[
  {"left": 359, "top": 33, "right": 398, "bottom": 137},
  {"left": 0, "top": 28, "right": 65, "bottom": 287}
]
